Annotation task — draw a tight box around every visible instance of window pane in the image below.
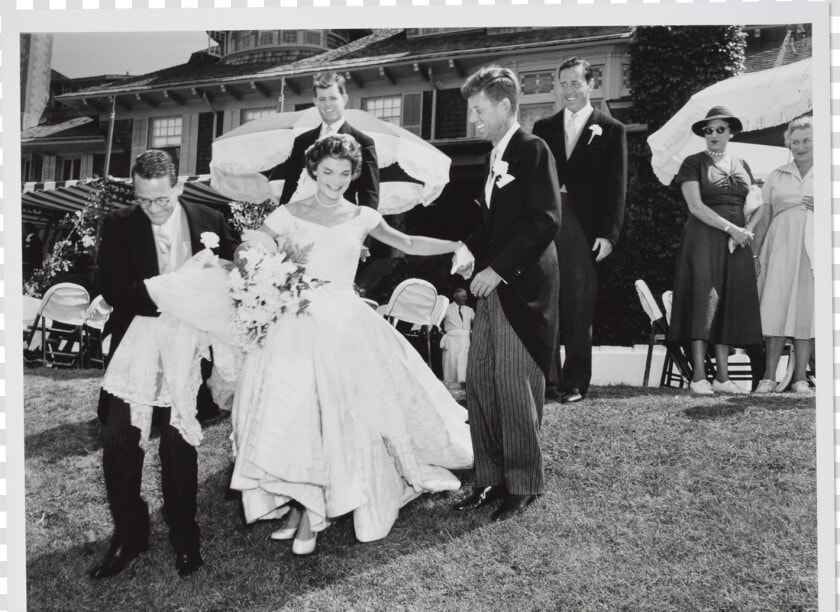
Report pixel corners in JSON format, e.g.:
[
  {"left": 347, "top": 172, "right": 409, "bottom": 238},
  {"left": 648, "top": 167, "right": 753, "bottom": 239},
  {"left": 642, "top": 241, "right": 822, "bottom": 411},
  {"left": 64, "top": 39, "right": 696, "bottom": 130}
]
[
  {"left": 364, "top": 96, "right": 401, "bottom": 126},
  {"left": 151, "top": 117, "right": 183, "bottom": 148},
  {"left": 520, "top": 70, "right": 555, "bottom": 95},
  {"left": 591, "top": 65, "right": 604, "bottom": 90},
  {"left": 282, "top": 30, "right": 298, "bottom": 44},
  {"left": 242, "top": 108, "right": 275, "bottom": 123},
  {"left": 622, "top": 64, "right": 630, "bottom": 91},
  {"left": 304, "top": 30, "right": 321, "bottom": 46},
  {"left": 258, "top": 31, "right": 274, "bottom": 46}
]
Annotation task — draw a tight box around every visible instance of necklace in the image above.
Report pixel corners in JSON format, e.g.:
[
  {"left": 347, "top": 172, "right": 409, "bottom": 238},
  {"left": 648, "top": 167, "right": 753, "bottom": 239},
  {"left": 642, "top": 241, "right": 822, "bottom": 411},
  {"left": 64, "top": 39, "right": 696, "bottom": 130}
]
[
  {"left": 314, "top": 192, "right": 341, "bottom": 208},
  {"left": 705, "top": 149, "right": 725, "bottom": 158}
]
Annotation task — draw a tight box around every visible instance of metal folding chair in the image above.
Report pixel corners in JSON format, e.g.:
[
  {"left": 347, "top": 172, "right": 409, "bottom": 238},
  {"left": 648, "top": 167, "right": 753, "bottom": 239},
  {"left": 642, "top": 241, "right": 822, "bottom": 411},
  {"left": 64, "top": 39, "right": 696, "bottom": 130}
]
[
  {"left": 381, "top": 278, "right": 440, "bottom": 367},
  {"left": 25, "top": 283, "right": 90, "bottom": 368}
]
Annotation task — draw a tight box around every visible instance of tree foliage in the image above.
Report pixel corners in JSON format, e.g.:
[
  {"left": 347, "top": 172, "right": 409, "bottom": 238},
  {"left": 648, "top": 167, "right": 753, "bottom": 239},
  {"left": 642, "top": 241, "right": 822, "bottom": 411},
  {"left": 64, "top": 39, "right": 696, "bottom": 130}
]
[{"left": 595, "top": 26, "right": 747, "bottom": 346}]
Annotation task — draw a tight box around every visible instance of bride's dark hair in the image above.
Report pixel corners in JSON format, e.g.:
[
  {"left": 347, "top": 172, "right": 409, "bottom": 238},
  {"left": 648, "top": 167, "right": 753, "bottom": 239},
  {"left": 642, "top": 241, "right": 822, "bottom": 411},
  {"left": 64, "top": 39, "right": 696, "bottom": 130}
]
[{"left": 305, "top": 134, "right": 363, "bottom": 180}]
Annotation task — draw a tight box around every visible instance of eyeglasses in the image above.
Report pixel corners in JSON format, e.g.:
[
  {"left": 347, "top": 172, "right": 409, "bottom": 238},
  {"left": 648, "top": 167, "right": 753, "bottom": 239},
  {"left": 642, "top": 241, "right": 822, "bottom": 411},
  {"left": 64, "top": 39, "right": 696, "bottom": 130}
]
[
  {"left": 133, "top": 192, "right": 174, "bottom": 210},
  {"left": 702, "top": 126, "right": 729, "bottom": 136}
]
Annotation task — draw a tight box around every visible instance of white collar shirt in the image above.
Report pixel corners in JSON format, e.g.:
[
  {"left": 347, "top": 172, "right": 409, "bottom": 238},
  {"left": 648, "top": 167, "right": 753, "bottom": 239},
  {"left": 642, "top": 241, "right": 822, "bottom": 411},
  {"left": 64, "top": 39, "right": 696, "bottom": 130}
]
[
  {"left": 320, "top": 117, "right": 347, "bottom": 138},
  {"left": 485, "top": 121, "right": 520, "bottom": 206}
]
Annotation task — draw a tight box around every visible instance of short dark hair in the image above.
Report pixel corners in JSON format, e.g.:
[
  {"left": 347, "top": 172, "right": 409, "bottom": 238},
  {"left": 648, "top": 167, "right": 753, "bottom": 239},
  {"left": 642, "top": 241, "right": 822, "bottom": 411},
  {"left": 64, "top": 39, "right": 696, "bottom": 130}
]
[
  {"left": 313, "top": 72, "right": 347, "bottom": 96},
  {"left": 460, "top": 65, "right": 520, "bottom": 113},
  {"left": 557, "top": 57, "right": 593, "bottom": 83},
  {"left": 304, "top": 134, "right": 362, "bottom": 180},
  {"left": 131, "top": 150, "right": 177, "bottom": 187}
]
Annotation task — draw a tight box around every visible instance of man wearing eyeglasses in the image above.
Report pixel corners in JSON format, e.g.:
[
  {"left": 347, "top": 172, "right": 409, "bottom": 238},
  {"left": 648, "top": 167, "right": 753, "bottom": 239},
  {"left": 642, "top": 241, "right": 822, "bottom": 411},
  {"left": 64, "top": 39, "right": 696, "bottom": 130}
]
[
  {"left": 532, "top": 56, "right": 627, "bottom": 405},
  {"left": 89, "top": 150, "right": 238, "bottom": 580}
]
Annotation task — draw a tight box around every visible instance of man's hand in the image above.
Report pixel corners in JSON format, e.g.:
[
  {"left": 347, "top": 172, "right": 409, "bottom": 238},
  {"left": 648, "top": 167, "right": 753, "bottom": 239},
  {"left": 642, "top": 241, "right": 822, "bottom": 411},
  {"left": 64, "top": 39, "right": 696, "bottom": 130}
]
[
  {"left": 592, "top": 238, "right": 613, "bottom": 262},
  {"left": 451, "top": 243, "right": 475, "bottom": 280},
  {"left": 470, "top": 267, "right": 503, "bottom": 298}
]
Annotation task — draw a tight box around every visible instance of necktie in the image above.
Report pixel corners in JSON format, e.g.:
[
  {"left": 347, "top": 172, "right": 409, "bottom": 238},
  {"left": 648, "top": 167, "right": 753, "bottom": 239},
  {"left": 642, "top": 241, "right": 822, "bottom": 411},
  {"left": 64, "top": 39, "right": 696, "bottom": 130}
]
[
  {"left": 565, "top": 112, "right": 576, "bottom": 159},
  {"left": 484, "top": 148, "right": 498, "bottom": 206},
  {"left": 458, "top": 306, "right": 463, "bottom": 322},
  {"left": 154, "top": 225, "right": 171, "bottom": 273}
]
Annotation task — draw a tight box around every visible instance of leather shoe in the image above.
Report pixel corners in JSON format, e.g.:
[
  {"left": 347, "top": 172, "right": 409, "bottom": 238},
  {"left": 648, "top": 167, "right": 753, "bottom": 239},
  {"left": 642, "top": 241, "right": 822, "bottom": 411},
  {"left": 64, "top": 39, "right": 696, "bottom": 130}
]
[
  {"left": 491, "top": 494, "right": 537, "bottom": 522},
  {"left": 88, "top": 539, "right": 148, "bottom": 579},
  {"left": 175, "top": 551, "right": 203, "bottom": 577},
  {"left": 561, "top": 389, "right": 585, "bottom": 404},
  {"left": 198, "top": 409, "right": 231, "bottom": 426},
  {"left": 452, "top": 484, "right": 507, "bottom": 511}
]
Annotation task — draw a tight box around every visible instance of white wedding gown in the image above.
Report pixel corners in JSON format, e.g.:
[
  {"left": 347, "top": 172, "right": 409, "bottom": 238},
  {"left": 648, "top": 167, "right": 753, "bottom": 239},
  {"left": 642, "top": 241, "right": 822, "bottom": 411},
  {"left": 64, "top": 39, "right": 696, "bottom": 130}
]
[{"left": 230, "top": 205, "right": 473, "bottom": 542}]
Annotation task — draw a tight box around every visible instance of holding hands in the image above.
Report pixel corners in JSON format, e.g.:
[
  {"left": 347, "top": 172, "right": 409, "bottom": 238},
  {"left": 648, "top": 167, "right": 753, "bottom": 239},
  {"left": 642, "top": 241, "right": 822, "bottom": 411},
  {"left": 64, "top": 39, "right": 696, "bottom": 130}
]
[{"left": 802, "top": 195, "right": 814, "bottom": 211}]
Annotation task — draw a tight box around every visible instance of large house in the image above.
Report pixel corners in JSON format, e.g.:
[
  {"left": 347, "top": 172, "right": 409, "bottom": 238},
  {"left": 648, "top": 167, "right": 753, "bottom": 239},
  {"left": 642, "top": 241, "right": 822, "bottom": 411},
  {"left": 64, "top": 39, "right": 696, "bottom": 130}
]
[{"left": 20, "top": 25, "right": 811, "bottom": 230}]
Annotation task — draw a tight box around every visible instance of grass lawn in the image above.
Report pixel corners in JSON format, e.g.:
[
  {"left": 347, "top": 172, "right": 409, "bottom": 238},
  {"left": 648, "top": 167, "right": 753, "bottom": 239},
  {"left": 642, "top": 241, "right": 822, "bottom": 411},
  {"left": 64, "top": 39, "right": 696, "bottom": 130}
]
[{"left": 24, "top": 368, "right": 816, "bottom": 611}]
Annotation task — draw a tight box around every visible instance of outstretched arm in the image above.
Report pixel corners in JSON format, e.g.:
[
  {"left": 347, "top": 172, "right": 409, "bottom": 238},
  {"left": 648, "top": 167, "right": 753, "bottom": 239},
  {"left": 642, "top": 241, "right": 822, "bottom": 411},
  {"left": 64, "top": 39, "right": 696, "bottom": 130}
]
[{"left": 369, "top": 217, "right": 462, "bottom": 256}]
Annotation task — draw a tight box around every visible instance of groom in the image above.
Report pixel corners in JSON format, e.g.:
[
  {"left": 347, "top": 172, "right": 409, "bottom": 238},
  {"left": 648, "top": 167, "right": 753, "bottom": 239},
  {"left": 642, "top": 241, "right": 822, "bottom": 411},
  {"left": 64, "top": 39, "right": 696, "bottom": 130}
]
[
  {"left": 89, "top": 150, "right": 238, "bottom": 579},
  {"left": 454, "top": 66, "right": 561, "bottom": 522}
]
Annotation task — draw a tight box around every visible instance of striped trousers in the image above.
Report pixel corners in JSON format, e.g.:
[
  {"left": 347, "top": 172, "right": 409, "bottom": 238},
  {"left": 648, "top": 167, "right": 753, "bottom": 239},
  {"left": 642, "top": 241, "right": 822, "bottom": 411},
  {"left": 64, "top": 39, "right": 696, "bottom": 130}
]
[
  {"left": 101, "top": 391, "right": 200, "bottom": 554},
  {"left": 466, "top": 291, "right": 545, "bottom": 495}
]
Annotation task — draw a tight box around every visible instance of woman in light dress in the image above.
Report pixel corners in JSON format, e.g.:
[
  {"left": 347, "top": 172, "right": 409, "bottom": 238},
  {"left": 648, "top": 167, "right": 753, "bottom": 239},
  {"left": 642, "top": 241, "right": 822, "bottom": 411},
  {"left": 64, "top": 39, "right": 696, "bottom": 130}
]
[
  {"left": 229, "top": 134, "right": 473, "bottom": 555},
  {"left": 753, "top": 116, "right": 814, "bottom": 394}
]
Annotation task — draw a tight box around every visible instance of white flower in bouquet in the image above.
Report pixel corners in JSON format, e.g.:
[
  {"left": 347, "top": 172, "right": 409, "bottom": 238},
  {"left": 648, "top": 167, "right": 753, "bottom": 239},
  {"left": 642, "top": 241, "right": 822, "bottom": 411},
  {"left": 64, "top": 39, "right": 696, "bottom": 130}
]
[
  {"left": 228, "top": 238, "right": 325, "bottom": 350},
  {"left": 81, "top": 235, "right": 96, "bottom": 248}
]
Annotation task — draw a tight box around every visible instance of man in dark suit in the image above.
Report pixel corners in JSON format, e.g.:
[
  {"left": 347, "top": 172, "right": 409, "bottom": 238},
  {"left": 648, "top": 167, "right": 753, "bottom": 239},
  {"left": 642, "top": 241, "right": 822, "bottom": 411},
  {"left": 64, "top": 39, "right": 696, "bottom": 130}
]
[
  {"left": 265, "top": 71, "right": 379, "bottom": 209},
  {"left": 532, "top": 57, "right": 627, "bottom": 404},
  {"left": 453, "top": 66, "right": 561, "bottom": 522},
  {"left": 89, "top": 150, "right": 239, "bottom": 579}
]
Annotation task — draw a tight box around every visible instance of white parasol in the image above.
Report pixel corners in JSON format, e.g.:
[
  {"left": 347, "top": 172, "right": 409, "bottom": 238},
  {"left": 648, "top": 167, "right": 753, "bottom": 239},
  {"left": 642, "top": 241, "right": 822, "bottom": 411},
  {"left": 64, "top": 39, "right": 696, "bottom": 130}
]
[
  {"left": 210, "top": 107, "right": 451, "bottom": 215},
  {"left": 647, "top": 58, "right": 811, "bottom": 185}
]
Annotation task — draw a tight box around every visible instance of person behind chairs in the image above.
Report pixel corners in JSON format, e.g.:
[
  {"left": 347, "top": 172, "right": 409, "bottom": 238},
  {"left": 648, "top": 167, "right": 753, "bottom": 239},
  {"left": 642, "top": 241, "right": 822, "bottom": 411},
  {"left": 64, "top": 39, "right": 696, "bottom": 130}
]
[
  {"left": 532, "top": 56, "right": 627, "bottom": 405},
  {"left": 89, "top": 150, "right": 239, "bottom": 579},
  {"left": 666, "top": 106, "right": 763, "bottom": 395},
  {"left": 752, "top": 115, "right": 814, "bottom": 394},
  {"left": 440, "top": 288, "right": 474, "bottom": 386},
  {"left": 264, "top": 71, "right": 380, "bottom": 210}
]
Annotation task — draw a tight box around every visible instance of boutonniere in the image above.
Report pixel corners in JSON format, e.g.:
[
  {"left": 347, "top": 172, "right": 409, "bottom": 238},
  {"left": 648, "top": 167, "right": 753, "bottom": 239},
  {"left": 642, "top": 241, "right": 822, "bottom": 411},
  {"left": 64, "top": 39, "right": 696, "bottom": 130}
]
[
  {"left": 200, "top": 231, "right": 220, "bottom": 251},
  {"left": 587, "top": 124, "right": 603, "bottom": 145},
  {"left": 492, "top": 159, "right": 516, "bottom": 188}
]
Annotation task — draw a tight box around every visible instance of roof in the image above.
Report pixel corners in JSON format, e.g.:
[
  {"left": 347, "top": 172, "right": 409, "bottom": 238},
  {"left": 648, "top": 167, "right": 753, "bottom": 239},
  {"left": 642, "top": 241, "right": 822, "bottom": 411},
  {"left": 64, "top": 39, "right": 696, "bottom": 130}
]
[
  {"left": 745, "top": 35, "right": 811, "bottom": 73},
  {"left": 21, "top": 117, "right": 97, "bottom": 141},
  {"left": 55, "top": 27, "right": 632, "bottom": 99}
]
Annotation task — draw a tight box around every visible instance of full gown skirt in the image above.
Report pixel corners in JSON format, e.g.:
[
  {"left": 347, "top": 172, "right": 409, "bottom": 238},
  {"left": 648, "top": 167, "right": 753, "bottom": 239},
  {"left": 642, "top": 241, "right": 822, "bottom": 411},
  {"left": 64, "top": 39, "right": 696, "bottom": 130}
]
[{"left": 229, "top": 206, "right": 473, "bottom": 542}]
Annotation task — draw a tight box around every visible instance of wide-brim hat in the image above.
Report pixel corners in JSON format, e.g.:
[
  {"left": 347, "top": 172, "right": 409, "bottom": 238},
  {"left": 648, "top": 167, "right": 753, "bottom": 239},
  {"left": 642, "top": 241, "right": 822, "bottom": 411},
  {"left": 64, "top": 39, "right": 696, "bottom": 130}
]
[{"left": 691, "top": 106, "right": 743, "bottom": 136}]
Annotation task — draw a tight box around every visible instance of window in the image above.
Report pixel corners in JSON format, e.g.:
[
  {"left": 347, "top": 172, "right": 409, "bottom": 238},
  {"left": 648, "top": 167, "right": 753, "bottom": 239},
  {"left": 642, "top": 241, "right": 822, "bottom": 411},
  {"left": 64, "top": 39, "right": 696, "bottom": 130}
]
[
  {"left": 281, "top": 30, "right": 298, "bottom": 44},
  {"left": 304, "top": 30, "right": 322, "bottom": 46},
  {"left": 364, "top": 96, "right": 401, "bottom": 126},
  {"left": 61, "top": 157, "right": 82, "bottom": 181},
  {"left": 402, "top": 93, "right": 422, "bottom": 136},
  {"left": 242, "top": 108, "right": 275, "bottom": 123},
  {"left": 258, "top": 31, "right": 274, "bottom": 46},
  {"left": 22, "top": 157, "right": 31, "bottom": 182},
  {"left": 590, "top": 65, "right": 604, "bottom": 91},
  {"left": 150, "top": 117, "right": 183, "bottom": 148},
  {"left": 520, "top": 70, "right": 555, "bottom": 95},
  {"left": 621, "top": 64, "right": 631, "bottom": 92}
]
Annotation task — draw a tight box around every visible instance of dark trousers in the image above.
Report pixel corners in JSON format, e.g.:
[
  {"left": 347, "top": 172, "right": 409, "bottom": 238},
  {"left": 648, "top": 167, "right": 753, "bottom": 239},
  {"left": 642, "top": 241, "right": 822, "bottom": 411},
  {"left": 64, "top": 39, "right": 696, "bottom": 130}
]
[
  {"left": 552, "top": 193, "right": 598, "bottom": 394},
  {"left": 466, "top": 292, "right": 545, "bottom": 495},
  {"left": 101, "top": 392, "right": 200, "bottom": 554}
]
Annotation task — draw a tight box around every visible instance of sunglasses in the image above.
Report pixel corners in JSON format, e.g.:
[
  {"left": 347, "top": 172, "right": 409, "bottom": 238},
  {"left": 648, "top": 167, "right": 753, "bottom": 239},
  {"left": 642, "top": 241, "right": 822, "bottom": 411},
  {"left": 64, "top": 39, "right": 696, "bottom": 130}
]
[{"left": 702, "top": 126, "right": 729, "bottom": 136}]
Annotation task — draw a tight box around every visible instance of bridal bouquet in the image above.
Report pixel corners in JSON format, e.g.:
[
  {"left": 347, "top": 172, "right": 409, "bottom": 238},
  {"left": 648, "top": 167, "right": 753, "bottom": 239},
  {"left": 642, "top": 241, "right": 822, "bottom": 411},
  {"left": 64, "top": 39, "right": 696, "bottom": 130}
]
[{"left": 228, "top": 233, "right": 324, "bottom": 350}]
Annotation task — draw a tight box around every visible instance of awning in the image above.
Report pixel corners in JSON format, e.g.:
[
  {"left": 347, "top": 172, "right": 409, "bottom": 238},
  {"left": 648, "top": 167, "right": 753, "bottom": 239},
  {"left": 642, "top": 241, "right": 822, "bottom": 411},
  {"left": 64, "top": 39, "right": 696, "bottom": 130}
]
[{"left": 21, "top": 176, "right": 235, "bottom": 227}]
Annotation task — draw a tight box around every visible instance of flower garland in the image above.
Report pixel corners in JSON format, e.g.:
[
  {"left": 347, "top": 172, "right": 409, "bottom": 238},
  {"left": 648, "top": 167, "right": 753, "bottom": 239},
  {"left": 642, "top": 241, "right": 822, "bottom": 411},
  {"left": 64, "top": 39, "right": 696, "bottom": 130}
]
[
  {"left": 229, "top": 200, "right": 278, "bottom": 233},
  {"left": 24, "top": 179, "right": 133, "bottom": 298}
]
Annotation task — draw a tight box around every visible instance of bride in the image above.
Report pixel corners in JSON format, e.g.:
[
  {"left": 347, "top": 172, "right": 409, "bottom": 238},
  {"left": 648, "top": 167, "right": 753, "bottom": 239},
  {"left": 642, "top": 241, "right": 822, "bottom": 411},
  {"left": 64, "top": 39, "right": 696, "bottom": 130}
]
[{"left": 229, "top": 134, "right": 473, "bottom": 555}]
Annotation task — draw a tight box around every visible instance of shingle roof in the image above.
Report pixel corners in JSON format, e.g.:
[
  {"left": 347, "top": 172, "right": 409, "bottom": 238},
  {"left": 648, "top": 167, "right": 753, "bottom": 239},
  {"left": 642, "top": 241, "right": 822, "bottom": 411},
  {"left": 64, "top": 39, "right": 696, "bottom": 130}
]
[
  {"left": 56, "top": 27, "right": 632, "bottom": 98},
  {"left": 745, "top": 36, "right": 811, "bottom": 73},
  {"left": 21, "top": 117, "right": 99, "bottom": 140}
]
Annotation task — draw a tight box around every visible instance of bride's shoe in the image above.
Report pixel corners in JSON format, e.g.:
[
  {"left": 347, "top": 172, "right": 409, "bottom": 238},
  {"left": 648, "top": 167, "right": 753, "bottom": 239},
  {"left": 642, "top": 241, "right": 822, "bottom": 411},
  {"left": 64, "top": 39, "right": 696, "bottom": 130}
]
[
  {"left": 292, "top": 511, "right": 317, "bottom": 556},
  {"left": 270, "top": 506, "right": 301, "bottom": 541}
]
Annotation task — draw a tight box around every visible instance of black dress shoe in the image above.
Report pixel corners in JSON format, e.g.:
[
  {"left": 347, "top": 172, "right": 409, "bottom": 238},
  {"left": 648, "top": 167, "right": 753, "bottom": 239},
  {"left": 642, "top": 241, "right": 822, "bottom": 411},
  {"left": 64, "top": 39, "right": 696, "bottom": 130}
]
[
  {"left": 88, "top": 539, "right": 148, "bottom": 579},
  {"left": 452, "top": 484, "right": 507, "bottom": 511},
  {"left": 491, "top": 494, "right": 537, "bottom": 522},
  {"left": 175, "top": 551, "right": 203, "bottom": 577},
  {"left": 198, "top": 409, "right": 231, "bottom": 426},
  {"left": 561, "top": 389, "right": 585, "bottom": 404}
]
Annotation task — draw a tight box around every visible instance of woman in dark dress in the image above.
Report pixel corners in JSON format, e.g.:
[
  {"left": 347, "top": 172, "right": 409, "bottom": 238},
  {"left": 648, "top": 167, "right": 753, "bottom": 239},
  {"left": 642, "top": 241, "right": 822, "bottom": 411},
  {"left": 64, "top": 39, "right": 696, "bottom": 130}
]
[{"left": 667, "top": 106, "right": 763, "bottom": 395}]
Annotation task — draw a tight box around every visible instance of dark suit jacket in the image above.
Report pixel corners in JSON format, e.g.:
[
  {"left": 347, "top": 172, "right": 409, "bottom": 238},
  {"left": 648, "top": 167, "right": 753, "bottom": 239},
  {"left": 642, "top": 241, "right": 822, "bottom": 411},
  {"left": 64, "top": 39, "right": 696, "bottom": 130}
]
[
  {"left": 265, "top": 121, "right": 380, "bottom": 209},
  {"left": 464, "top": 128, "right": 561, "bottom": 377},
  {"left": 96, "top": 200, "right": 240, "bottom": 358},
  {"left": 532, "top": 108, "right": 627, "bottom": 246}
]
